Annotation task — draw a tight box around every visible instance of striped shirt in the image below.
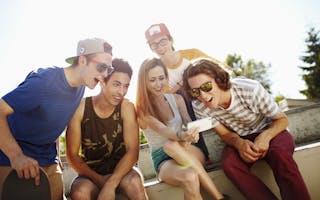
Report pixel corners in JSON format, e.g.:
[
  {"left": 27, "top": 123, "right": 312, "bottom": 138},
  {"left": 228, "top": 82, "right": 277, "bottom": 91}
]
[{"left": 192, "top": 78, "right": 280, "bottom": 136}]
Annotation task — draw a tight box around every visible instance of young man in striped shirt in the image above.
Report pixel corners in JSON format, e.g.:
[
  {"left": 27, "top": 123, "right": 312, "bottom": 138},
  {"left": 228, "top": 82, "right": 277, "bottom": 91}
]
[{"left": 182, "top": 59, "right": 310, "bottom": 200}]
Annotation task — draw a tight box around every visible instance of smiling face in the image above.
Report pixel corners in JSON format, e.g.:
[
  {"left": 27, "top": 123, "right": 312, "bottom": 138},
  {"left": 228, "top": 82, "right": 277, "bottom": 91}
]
[
  {"left": 187, "top": 73, "right": 222, "bottom": 109},
  {"left": 146, "top": 65, "right": 168, "bottom": 96},
  {"left": 148, "top": 36, "right": 173, "bottom": 56},
  {"left": 101, "top": 71, "right": 131, "bottom": 106}
]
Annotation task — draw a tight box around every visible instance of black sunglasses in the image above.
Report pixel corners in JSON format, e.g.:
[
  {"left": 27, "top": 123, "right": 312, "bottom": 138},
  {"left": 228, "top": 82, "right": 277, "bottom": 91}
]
[
  {"left": 90, "top": 59, "right": 114, "bottom": 75},
  {"left": 149, "top": 38, "right": 169, "bottom": 50},
  {"left": 189, "top": 81, "right": 213, "bottom": 97}
]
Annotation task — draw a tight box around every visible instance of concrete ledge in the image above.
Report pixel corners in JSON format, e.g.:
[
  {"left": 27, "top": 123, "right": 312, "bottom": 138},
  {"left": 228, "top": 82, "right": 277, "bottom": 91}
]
[
  {"left": 285, "top": 103, "right": 320, "bottom": 145},
  {"left": 63, "top": 143, "right": 320, "bottom": 199},
  {"left": 143, "top": 143, "right": 320, "bottom": 200}
]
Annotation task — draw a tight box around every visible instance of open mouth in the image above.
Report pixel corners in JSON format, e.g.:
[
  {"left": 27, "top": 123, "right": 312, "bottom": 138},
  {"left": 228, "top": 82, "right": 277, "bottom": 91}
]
[{"left": 114, "top": 96, "right": 121, "bottom": 101}]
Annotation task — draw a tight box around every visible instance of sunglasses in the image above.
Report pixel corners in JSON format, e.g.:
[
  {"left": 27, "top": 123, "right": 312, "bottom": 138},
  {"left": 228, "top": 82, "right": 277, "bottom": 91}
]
[
  {"left": 90, "top": 59, "right": 114, "bottom": 75},
  {"left": 149, "top": 38, "right": 169, "bottom": 50},
  {"left": 189, "top": 81, "right": 213, "bottom": 98}
]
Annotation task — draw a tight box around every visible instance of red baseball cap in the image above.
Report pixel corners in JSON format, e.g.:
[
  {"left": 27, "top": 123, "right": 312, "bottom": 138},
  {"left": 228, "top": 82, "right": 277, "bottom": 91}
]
[{"left": 145, "top": 23, "right": 171, "bottom": 42}]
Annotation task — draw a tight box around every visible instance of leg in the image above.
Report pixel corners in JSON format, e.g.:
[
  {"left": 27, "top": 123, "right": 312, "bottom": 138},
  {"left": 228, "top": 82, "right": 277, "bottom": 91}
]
[
  {"left": 194, "top": 132, "right": 210, "bottom": 161},
  {"left": 222, "top": 145, "right": 278, "bottom": 200},
  {"left": 69, "top": 176, "right": 99, "bottom": 200},
  {"left": 265, "top": 130, "right": 311, "bottom": 200},
  {"left": 163, "top": 141, "right": 223, "bottom": 199},
  {"left": 158, "top": 159, "right": 202, "bottom": 200},
  {"left": 43, "top": 164, "right": 65, "bottom": 200},
  {"left": 118, "top": 167, "right": 148, "bottom": 200}
]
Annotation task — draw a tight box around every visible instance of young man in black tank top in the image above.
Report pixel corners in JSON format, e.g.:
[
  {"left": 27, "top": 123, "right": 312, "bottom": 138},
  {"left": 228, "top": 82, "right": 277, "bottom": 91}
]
[{"left": 66, "top": 58, "right": 148, "bottom": 200}]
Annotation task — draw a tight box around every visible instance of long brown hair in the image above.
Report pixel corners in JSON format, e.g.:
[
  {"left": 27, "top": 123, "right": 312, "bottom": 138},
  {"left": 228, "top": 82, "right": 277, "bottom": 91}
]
[{"left": 136, "top": 58, "right": 168, "bottom": 120}]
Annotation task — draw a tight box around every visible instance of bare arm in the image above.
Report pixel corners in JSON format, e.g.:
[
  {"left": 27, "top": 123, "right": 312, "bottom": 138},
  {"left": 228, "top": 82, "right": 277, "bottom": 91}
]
[
  {"left": 99, "top": 100, "right": 140, "bottom": 193},
  {"left": 139, "top": 96, "right": 198, "bottom": 143},
  {"left": 141, "top": 115, "right": 179, "bottom": 140},
  {"left": 174, "top": 94, "right": 191, "bottom": 125},
  {"left": 254, "top": 112, "right": 288, "bottom": 157},
  {"left": 215, "top": 112, "right": 288, "bottom": 162},
  {"left": 214, "top": 123, "right": 261, "bottom": 163},
  {"left": 66, "top": 99, "right": 105, "bottom": 187},
  {"left": 0, "top": 99, "right": 40, "bottom": 185}
]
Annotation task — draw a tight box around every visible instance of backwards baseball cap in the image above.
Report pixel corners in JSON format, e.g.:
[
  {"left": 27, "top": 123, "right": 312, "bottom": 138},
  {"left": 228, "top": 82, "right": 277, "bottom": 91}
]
[
  {"left": 66, "top": 38, "right": 112, "bottom": 64},
  {"left": 145, "top": 23, "right": 171, "bottom": 42}
]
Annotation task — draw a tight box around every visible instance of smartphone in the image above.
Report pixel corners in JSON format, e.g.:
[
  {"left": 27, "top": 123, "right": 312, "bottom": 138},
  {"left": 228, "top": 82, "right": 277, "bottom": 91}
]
[{"left": 187, "top": 117, "right": 212, "bottom": 132}]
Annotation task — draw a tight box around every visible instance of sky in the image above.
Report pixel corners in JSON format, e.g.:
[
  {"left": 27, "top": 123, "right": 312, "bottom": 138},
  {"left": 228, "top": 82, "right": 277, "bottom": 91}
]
[{"left": 1, "top": 0, "right": 320, "bottom": 103}]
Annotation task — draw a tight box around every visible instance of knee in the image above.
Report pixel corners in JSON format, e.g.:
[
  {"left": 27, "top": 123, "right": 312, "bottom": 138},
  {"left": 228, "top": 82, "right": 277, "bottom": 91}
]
[
  {"left": 222, "top": 155, "right": 236, "bottom": 172},
  {"left": 221, "top": 153, "right": 245, "bottom": 178},
  {"left": 267, "top": 149, "right": 295, "bottom": 168},
  {"left": 70, "top": 188, "right": 92, "bottom": 200},
  {"left": 120, "top": 171, "right": 147, "bottom": 199},
  {"left": 180, "top": 168, "right": 199, "bottom": 188},
  {"left": 120, "top": 171, "right": 144, "bottom": 191}
]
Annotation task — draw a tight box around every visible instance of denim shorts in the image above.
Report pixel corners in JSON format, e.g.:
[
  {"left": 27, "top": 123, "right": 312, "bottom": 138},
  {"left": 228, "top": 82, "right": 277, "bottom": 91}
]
[{"left": 151, "top": 147, "right": 172, "bottom": 173}]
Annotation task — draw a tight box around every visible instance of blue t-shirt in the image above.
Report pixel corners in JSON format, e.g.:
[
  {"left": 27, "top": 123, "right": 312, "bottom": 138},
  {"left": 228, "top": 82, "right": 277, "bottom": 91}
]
[{"left": 1, "top": 66, "right": 85, "bottom": 166}]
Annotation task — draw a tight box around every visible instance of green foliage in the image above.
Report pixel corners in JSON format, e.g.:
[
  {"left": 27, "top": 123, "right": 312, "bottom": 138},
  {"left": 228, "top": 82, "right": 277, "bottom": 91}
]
[
  {"left": 59, "top": 134, "right": 66, "bottom": 155},
  {"left": 299, "top": 27, "right": 320, "bottom": 99},
  {"left": 139, "top": 130, "right": 148, "bottom": 144},
  {"left": 275, "top": 95, "right": 285, "bottom": 103},
  {"left": 226, "top": 53, "right": 272, "bottom": 93}
]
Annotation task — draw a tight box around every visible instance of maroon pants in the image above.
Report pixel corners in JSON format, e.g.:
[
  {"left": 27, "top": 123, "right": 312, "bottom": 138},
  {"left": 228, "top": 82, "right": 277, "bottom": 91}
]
[{"left": 222, "top": 130, "right": 311, "bottom": 200}]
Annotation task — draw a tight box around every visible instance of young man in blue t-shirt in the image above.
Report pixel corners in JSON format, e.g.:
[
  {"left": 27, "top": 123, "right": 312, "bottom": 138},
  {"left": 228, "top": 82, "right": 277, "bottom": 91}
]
[{"left": 0, "top": 38, "right": 114, "bottom": 200}]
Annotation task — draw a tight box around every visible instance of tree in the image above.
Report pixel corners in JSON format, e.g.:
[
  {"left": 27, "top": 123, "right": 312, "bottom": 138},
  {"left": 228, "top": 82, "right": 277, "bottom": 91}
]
[
  {"left": 299, "top": 27, "right": 320, "bottom": 99},
  {"left": 225, "top": 53, "right": 272, "bottom": 93}
]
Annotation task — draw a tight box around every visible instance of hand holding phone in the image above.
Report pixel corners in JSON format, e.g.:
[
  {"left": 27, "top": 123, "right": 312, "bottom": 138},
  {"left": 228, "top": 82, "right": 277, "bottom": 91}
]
[{"left": 187, "top": 117, "right": 212, "bottom": 132}]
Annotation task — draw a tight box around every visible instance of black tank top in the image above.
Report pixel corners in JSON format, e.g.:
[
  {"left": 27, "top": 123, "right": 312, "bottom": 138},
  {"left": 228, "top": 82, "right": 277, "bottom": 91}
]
[{"left": 80, "top": 97, "right": 126, "bottom": 175}]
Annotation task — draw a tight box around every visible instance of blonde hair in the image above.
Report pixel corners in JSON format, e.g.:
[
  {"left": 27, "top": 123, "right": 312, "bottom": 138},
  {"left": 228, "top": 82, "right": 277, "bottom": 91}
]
[{"left": 136, "top": 58, "right": 168, "bottom": 121}]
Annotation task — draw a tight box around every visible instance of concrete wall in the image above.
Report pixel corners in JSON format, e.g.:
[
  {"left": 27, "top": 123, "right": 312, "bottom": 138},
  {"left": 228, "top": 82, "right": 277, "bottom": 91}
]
[
  {"left": 279, "top": 98, "right": 320, "bottom": 111},
  {"left": 285, "top": 103, "right": 320, "bottom": 144}
]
